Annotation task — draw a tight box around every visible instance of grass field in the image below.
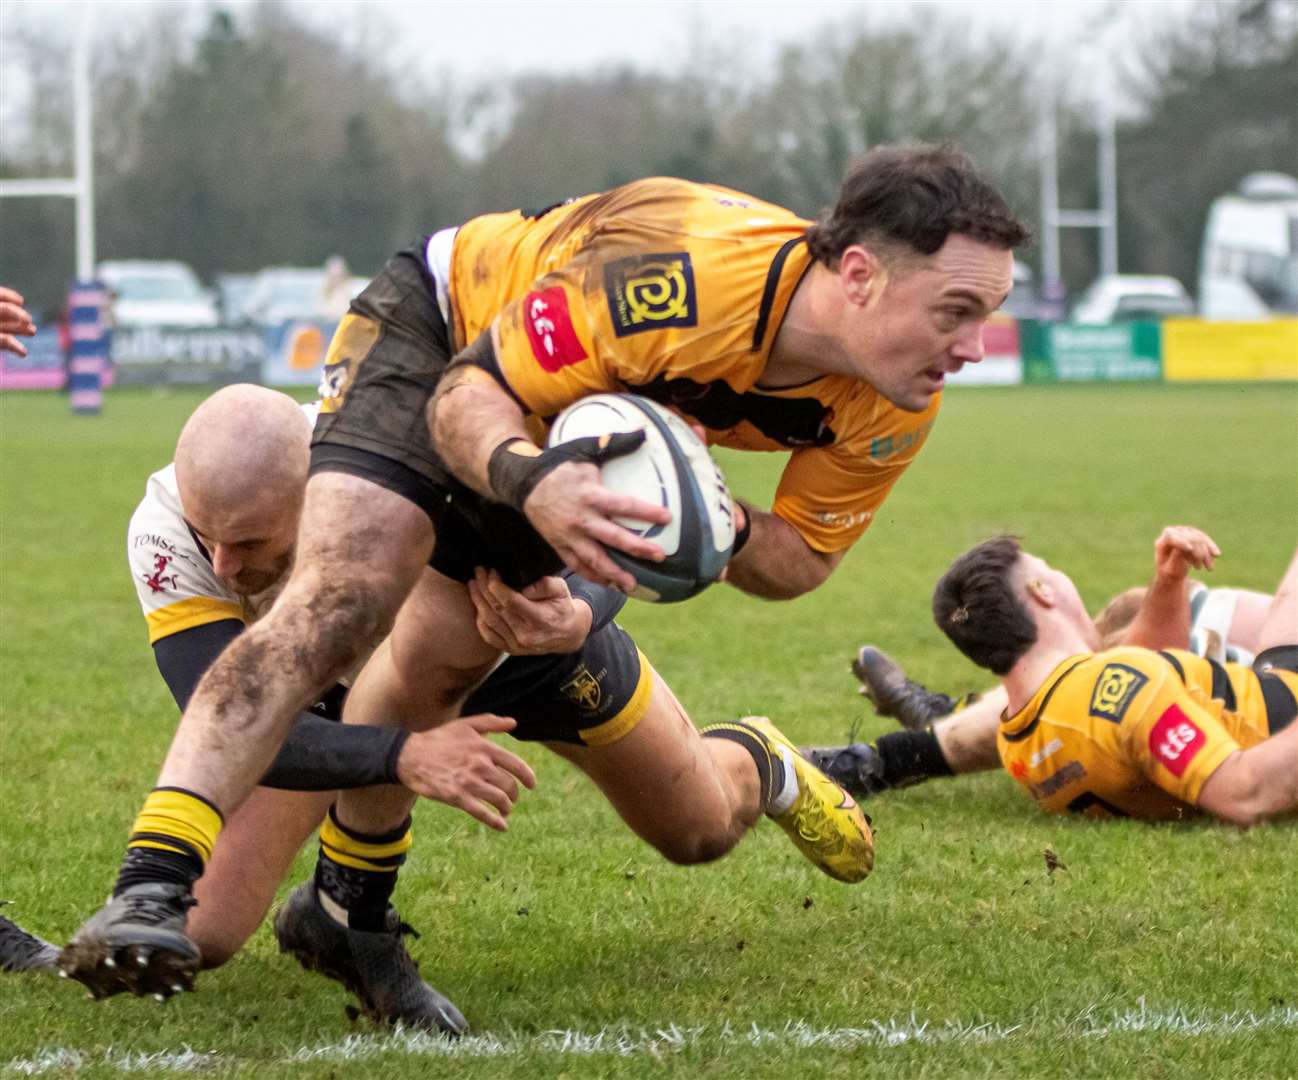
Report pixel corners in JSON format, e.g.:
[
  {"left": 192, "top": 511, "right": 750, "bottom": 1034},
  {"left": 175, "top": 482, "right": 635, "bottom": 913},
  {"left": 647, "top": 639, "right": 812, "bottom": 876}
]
[{"left": 1, "top": 383, "right": 1296, "bottom": 1078}]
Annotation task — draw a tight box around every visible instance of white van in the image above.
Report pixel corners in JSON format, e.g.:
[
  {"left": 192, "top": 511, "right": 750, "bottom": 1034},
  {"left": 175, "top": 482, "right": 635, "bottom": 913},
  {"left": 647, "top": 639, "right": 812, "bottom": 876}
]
[
  {"left": 96, "top": 260, "right": 220, "bottom": 328},
  {"left": 1198, "top": 173, "right": 1298, "bottom": 320}
]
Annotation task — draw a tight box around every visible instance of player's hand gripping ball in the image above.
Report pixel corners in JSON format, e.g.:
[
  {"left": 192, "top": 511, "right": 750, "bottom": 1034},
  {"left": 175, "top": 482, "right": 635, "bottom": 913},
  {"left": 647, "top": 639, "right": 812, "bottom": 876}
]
[{"left": 546, "top": 394, "right": 735, "bottom": 602}]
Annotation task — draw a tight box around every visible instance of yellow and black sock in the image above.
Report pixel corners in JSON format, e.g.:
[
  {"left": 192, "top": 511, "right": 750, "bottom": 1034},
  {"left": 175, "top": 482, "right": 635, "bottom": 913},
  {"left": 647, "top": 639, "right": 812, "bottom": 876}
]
[
  {"left": 113, "top": 786, "right": 224, "bottom": 895},
  {"left": 314, "top": 805, "right": 412, "bottom": 932},
  {"left": 700, "top": 720, "right": 787, "bottom": 814}
]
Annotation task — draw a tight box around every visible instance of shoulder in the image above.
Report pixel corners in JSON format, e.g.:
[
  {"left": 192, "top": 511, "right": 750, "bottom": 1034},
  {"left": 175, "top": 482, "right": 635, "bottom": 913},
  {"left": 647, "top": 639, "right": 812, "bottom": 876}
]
[
  {"left": 128, "top": 465, "right": 193, "bottom": 564},
  {"left": 1077, "top": 645, "right": 1171, "bottom": 695},
  {"left": 127, "top": 464, "right": 235, "bottom": 617}
]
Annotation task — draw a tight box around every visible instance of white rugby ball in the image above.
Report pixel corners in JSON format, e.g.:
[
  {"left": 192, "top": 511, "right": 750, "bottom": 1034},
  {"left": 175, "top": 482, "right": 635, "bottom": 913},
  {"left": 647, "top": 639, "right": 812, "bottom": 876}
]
[{"left": 546, "top": 393, "right": 735, "bottom": 602}]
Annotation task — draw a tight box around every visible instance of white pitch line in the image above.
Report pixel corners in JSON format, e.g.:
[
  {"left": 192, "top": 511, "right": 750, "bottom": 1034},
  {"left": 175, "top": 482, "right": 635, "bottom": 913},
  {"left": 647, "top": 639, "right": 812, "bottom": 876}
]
[{"left": 7, "top": 1003, "right": 1298, "bottom": 1074}]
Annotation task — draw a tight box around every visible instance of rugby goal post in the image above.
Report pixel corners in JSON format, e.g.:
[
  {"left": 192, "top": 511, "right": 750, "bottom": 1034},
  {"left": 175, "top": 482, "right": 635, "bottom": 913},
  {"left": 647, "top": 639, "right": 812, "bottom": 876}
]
[{"left": 0, "top": 10, "right": 96, "bottom": 277}]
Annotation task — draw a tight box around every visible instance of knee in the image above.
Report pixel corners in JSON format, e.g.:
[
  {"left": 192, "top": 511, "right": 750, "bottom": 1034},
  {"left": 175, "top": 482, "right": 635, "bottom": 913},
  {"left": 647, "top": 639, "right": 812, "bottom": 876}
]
[{"left": 651, "top": 825, "right": 742, "bottom": 867}]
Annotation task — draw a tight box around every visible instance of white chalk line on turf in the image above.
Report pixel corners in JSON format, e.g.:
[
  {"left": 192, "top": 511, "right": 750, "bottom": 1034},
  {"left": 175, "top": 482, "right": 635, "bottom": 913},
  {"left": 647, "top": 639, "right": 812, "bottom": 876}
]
[{"left": 7, "top": 1002, "right": 1298, "bottom": 1074}]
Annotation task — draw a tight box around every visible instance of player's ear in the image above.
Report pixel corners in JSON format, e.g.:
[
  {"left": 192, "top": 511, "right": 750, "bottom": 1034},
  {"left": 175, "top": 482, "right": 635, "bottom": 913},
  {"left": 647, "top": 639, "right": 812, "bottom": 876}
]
[
  {"left": 1026, "top": 578, "right": 1055, "bottom": 608},
  {"left": 839, "top": 245, "right": 886, "bottom": 306}
]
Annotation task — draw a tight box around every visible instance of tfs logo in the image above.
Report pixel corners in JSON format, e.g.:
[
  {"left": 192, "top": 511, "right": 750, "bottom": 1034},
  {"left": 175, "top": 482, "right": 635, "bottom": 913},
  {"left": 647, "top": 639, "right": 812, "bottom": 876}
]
[
  {"left": 522, "top": 287, "right": 587, "bottom": 372},
  {"left": 1148, "top": 704, "right": 1206, "bottom": 778}
]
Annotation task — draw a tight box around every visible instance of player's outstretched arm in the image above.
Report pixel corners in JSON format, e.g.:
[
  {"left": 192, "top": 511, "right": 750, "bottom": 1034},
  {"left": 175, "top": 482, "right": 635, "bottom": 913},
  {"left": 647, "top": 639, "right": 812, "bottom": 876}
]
[
  {"left": 1122, "top": 526, "right": 1220, "bottom": 650},
  {"left": 726, "top": 504, "right": 843, "bottom": 599},
  {"left": 1197, "top": 722, "right": 1298, "bottom": 826}
]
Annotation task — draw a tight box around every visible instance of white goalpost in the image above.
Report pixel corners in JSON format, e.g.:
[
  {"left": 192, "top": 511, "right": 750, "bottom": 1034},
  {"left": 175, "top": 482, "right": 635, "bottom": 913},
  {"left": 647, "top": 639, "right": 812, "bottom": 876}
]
[{"left": 0, "top": 8, "right": 96, "bottom": 278}]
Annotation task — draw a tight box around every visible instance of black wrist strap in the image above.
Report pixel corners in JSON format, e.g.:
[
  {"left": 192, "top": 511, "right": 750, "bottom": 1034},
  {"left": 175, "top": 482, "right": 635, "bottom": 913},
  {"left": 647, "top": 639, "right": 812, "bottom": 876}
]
[
  {"left": 488, "top": 438, "right": 552, "bottom": 510},
  {"left": 488, "top": 430, "right": 648, "bottom": 511}
]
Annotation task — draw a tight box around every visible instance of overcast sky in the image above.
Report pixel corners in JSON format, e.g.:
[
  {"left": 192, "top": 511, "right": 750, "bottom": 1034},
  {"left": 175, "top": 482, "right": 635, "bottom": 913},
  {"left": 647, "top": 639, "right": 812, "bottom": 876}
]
[
  {"left": 3, "top": 0, "right": 1198, "bottom": 82},
  {"left": 323, "top": 0, "right": 1196, "bottom": 80},
  {"left": 1, "top": 0, "right": 1201, "bottom": 154}
]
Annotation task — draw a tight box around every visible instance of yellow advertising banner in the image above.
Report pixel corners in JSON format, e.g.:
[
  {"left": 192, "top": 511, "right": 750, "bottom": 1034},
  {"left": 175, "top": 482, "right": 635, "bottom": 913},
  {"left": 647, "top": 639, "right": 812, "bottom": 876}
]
[{"left": 1162, "top": 318, "right": 1298, "bottom": 381}]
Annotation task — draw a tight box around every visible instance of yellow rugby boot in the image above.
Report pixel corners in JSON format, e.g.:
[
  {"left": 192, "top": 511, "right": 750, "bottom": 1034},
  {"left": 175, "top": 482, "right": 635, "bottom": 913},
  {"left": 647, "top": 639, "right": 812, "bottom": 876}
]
[{"left": 746, "top": 717, "right": 875, "bottom": 884}]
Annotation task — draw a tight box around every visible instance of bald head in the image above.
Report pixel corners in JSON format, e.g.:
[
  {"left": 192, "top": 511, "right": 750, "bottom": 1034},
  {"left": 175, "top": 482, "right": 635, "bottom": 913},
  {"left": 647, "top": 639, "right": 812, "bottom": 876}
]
[
  {"left": 176, "top": 384, "right": 310, "bottom": 509},
  {"left": 175, "top": 384, "right": 312, "bottom": 594}
]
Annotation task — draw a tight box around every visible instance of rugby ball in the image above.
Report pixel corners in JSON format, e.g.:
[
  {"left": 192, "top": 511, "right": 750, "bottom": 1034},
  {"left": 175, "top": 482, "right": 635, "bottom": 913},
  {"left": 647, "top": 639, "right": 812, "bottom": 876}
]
[{"left": 546, "top": 394, "right": 735, "bottom": 602}]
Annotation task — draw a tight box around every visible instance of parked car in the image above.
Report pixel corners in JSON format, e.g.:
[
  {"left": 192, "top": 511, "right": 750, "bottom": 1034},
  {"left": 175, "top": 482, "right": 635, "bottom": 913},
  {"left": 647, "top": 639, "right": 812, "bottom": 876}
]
[
  {"left": 1071, "top": 274, "right": 1194, "bottom": 324},
  {"left": 238, "top": 267, "right": 328, "bottom": 326},
  {"left": 215, "top": 272, "right": 258, "bottom": 324},
  {"left": 96, "top": 260, "right": 220, "bottom": 327}
]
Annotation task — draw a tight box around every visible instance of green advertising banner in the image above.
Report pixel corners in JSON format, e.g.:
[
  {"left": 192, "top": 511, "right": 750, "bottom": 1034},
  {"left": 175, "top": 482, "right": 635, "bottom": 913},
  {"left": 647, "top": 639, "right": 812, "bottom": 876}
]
[{"left": 1020, "top": 321, "right": 1164, "bottom": 383}]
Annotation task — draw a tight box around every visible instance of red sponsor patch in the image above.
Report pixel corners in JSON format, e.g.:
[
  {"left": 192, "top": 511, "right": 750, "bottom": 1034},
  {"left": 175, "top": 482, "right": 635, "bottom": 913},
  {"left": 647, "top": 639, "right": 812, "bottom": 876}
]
[
  {"left": 1148, "top": 704, "right": 1206, "bottom": 777},
  {"left": 522, "top": 287, "right": 587, "bottom": 373},
  {"left": 1009, "top": 759, "right": 1027, "bottom": 779}
]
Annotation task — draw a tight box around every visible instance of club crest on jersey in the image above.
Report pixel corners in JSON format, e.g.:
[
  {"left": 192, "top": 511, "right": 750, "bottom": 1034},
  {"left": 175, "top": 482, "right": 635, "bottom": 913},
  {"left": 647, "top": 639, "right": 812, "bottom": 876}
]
[
  {"left": 559, "top": 667, "right": 602, "bottom": 711},
  {"left": 604, "top": 252, "right": 698, "bottom": 337},
  {"left": 142, "top": 552, "right": 179, "bottom": 594},
  {"left": 1089, "top": 663, "right": 1148, "bottom": 723},
  {"left": 318, "top": 314, "right": 380, "bottom": 413}
]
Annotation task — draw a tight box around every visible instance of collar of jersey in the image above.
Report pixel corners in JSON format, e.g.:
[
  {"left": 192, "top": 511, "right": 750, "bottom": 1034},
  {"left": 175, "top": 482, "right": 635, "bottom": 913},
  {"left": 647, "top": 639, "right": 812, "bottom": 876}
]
[{"left": 1001, "top": 653, "right": 1092, "bottom": 740}]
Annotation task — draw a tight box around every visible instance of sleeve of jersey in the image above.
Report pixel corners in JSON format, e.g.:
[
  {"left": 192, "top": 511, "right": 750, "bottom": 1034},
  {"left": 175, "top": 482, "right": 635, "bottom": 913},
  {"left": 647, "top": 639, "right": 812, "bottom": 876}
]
[
  {"left": 127, "top": 506, "right": 243, "bottom": 645},
  {"left": 1120, "top": 664, "right": 1241, "bottom": 805},
  {"left": 771, "top": 403, "right": 938, "bottom": 553},
  {"left": 489, "top": 271, "right": 628, "bottom": 418}
]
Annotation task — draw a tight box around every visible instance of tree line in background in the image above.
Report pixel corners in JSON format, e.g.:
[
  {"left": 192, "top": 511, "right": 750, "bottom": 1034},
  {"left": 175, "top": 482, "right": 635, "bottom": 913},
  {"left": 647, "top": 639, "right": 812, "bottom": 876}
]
[{"left": 1, "top": 0, "right": 1294, "bottom": 318}]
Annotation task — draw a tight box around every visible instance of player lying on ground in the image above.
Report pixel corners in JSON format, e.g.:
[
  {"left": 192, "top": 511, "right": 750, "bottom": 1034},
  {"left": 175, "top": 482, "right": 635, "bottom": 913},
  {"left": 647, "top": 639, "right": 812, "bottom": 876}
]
[
  {"left": 61, "top": 145, "right": 1024, "bottom": 1007},
  {"left": 806, "top": 527, "right": 1275, "bottom": 796},
  {"left": 51, "top": 385, "right": 870, "bottom": 1030},
  {"left": 909, "top": 534, "right": 1296, "bottom": 821}
]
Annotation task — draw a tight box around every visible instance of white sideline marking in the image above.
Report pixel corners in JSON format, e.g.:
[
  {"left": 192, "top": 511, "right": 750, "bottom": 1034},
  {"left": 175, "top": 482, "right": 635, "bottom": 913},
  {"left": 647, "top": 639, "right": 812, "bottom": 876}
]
[{"left": 7, "top": 1003, "right": 1298, "bottom": 1073}]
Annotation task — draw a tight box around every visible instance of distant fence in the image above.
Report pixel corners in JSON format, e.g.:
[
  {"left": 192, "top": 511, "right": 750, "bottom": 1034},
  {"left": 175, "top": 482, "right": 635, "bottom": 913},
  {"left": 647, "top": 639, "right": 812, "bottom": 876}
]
[
  {"left": 4, "top": 315, "right": 1296, "bottom": 392},
  {"left": 0, "top": 319, "right": 333, "bottom": 391},
  {"left": 947, "top": 316, "right": 1297, "bottom": 387}
]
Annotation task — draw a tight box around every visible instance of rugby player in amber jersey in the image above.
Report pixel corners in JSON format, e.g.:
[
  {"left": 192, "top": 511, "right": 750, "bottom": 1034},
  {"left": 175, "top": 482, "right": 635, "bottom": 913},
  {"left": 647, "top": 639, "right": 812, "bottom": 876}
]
[
  {"left": 926, "top": 533, "right": 1297, "bottom": 823},
  {"left": 56, "top": 385, "right": 873, "bottom": 1030},
  {"left": 63, "top": 145, "right": 1026, "bottom": 1009},
  {"left": 806, "top": 526, "right": 1278, "bottom": 798}
]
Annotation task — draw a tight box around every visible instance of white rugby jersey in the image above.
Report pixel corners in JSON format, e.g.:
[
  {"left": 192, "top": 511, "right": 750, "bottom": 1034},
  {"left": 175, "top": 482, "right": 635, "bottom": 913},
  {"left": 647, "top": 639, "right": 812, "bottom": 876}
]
[
  {"left": 128, "top": 463, "right": 247, "bottom": 644},
  {"left": 127, "top": 402, "right": 318, "bottom": 644}
]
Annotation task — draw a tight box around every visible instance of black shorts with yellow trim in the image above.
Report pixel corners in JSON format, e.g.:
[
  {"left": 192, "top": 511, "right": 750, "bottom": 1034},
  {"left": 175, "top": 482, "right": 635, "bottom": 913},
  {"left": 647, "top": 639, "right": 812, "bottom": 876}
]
[
  {"left": 463, "top": 622, "right": 651, "bottom": 747},
  {"left": 1253, "top": 646, "right": 1298, "bottom": 734},
  {"left": 309, "top": 242, "right": 562, "bottom": 591}
]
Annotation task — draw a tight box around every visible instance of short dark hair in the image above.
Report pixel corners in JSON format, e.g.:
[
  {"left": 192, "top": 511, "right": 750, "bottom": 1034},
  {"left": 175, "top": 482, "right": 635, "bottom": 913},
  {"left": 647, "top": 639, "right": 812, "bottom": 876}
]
[
  {"left": 805, "top": 144, "right": 1030, "bottom": 267},
  {"left": 931, "top": 535, "right": 1037, "bottom": 676}
]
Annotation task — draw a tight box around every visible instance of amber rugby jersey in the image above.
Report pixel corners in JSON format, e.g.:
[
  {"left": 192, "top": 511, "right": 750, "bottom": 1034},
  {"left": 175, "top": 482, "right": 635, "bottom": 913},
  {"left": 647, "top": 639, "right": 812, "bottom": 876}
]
[
  {"left": 127, "top": 404, "right": 318, "bottom": 644},
  {"left": 444, "top": 177, "right": 939, "bottom": 553},
  {"left": 997, "top": 646, "right": 1297, "bottom": 821}
]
